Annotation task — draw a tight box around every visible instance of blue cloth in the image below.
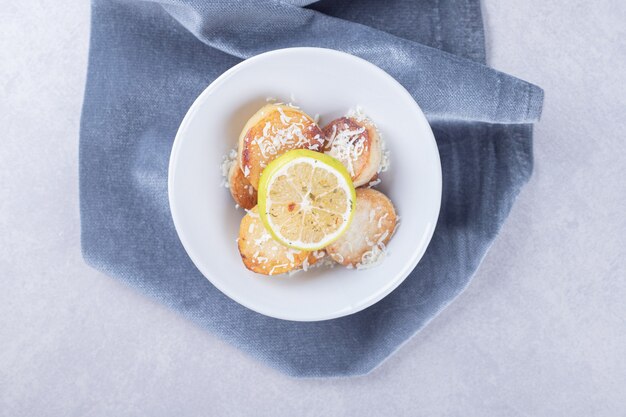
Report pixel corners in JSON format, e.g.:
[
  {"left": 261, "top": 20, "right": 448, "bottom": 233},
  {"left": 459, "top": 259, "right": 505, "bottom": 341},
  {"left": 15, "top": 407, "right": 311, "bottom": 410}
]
[{"left": 80, "top": 0, "right": 543, "bottom": 377}]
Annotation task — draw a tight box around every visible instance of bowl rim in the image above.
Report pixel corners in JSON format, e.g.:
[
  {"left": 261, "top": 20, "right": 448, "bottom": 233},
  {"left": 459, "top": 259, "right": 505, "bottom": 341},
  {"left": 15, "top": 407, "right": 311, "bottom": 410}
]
[{"left": 168, "top": 47, "right": 442, "bottom": 321}]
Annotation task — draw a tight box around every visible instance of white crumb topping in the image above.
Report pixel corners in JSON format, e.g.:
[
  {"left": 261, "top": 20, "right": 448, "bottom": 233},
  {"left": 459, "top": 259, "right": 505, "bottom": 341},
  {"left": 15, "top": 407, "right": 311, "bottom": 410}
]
[
  {"left": 253, "top": 233, "right": 272, "bottom": 246},
  {"left": 277, "top": 107, "right": 291, "bottom": 124},
  {"left": 313, "top": 113, "right": 320, "bottom": 124},
  {"left": 346, "top": 106, "right": 367, "bottom": 122},
  {"left": 377, "top": 213, "right": 389, "bottom": 228},
  {"left": 355, "top": 216, "right": 398, "bottom": 270},
  {"left": 312, "top": 255, "right": 336, "bottom": 269},
  {"left": 377, "top": 230, "right": 389, "bottom": 245},
  {"left": 379, "top": 134, "right": 391, "bottom": 173},
  {"left": 356, "top": 243, "right": 387, "bottom": 270},
  {"left": 368, "top": 178, "right": 381, "bottom": 188},
  {"left": 220, "top": 148, "right": 238, "bottom": 188},
  {"left": 281, "top": 252, "right": 334, "bottom": 276},
  {"left": 244, "top": 209, "right": 259, "bottom": 218},
  {"left": 392, "top": 215, "right": 401, "bottom": 237},
  {"left": 324, "top": 122, "right": 367, "bottom": 177},
  {"left": 347, "top": 106, "right": 390, "bottom": 174},
  {"left": 251, "top": 112, "right": 323, "bottom": 160},
  {"left": 270, "top": 265, "right": 285, "bottom": 275}
]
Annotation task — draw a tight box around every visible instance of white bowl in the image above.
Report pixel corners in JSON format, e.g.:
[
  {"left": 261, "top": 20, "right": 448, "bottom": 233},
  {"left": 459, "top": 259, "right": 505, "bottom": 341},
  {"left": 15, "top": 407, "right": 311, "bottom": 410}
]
[{"left": 168, "top": 48, "right": 441, "bottom": 322}]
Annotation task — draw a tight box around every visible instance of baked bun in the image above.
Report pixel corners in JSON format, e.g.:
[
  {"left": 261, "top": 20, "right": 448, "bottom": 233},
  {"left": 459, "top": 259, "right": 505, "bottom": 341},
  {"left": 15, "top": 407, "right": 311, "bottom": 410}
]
[
  {"left": 325, "top": 188, "right": 396, "bottom": 268},
  {"left": 238, "top": 104, "right": 324, "bottom": 189},
  {"left": 238, "top": 206, "right": 322, "bottom": 275},
  {"left": 228, "top": 161, "right": 257, "bottom": 210},
  {"left": 322, "top": 116, "right": 382, "bottom": 187}
]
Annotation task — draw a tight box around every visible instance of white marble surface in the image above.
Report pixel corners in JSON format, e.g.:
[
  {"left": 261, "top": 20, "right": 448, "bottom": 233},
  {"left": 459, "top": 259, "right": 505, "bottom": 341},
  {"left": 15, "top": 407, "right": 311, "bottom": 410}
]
[{"left": 1, "top": 1, "right": 625, "bottom": 415}]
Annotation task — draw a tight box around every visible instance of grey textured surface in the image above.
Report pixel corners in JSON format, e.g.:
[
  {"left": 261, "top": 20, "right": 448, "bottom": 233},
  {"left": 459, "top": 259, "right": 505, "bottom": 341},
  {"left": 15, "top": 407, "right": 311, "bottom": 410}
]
[{"left": 1, "top": 0, "right": 624, "bottom": 415}]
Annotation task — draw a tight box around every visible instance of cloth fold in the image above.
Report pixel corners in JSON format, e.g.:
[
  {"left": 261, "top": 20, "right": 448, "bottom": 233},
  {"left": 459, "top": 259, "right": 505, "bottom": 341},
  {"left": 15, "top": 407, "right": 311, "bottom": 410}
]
[
  {"left": 158, "top": 0, "right": 543, "bottom": 124},
  {"left": 80, "top": 0, "right": 542, "bottom": 377}
]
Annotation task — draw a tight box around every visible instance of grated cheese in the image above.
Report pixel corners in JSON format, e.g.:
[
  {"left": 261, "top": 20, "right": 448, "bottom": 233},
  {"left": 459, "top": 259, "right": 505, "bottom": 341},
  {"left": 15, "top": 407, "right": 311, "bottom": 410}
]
[
  {"left": 220, "top": 148, "right": 238, "bottom": 188},
  {"left": 346, "top": 106, "right": 367, "bottom": 122},
  {"left": 368, "top": 178, "right": 381, "bottom": 187},
  {"left": 377, "top": 213, "right": 389, "bottom": 229},
  {"left": 310, "top": 255, "right": 336, "bottom": 270},
  {"left": 324, "top": 123, "right": 367, "bottom": 177},
  {"left": 253, "top": 113, "right": 322, "bottom": 160},
  {"left": 356, "top": 243, "right": 387, "bottom": 270},
  {"left": 269, "top": 263, "right": 288, "bottom": 275},
  {"left": 253, "top": 233, "right": 271, "bottom": 246},
  {"left": 245, "top": 208, "right": 259, "bottom": 218},
  {"left": 391, "top": 215, "right": 401, "bottom": 237},
  {"left": 377, "top": 230, "right": 389, "bottom": 245},
  {"left": 347, "top": 106, "right": 390, "bottom": 174},
  {"left": 379, "top": 141, "right": 391, "bottom": 173},
  {"left": 277, "top": 107, "right": 291, "bottom": 124}
]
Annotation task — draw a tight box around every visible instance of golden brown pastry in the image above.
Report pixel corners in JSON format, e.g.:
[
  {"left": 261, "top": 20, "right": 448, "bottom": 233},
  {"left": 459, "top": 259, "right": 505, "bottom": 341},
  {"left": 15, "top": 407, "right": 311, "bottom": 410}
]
[
  {"left": 238, "top": 104, "right": 324, "bottom": 190},
  {"left": 322, "top": 116, "right": 382, "bottom": 187},
  {"left": 228, "top": 161, "right": 257, "bottom": 210},
  {"left": 238, "top": 206, "right": 323, "bottom": 275},
  {"left": 325, "top": 188, "right": 397, "bottom": 268}
]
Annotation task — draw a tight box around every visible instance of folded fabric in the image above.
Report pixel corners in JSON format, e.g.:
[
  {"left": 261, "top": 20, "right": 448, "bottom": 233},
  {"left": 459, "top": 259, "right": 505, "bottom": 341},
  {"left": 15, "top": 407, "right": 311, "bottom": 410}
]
[
  {"left": 80, "top": 0, "right": 543, "bottom": 377},
  {"left": 160, "top": 0, "right": 542, "bottom": 124}
]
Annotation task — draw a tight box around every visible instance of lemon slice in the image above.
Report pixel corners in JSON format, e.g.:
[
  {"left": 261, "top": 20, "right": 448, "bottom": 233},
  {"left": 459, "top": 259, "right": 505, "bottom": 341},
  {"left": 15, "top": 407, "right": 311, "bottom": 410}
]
[{"left": 258, "top": 149, "right": 356, "bottom": 251}]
